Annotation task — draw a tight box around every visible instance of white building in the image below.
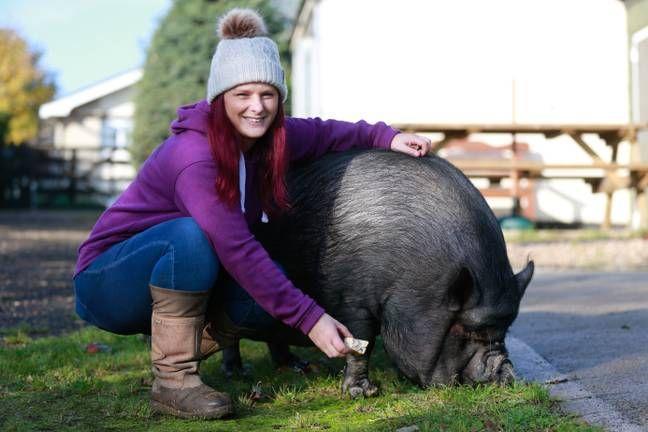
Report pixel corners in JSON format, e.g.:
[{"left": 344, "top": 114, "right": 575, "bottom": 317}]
[
  {"left": 39, "top": 69, "right": 140, "bottom": 204},
  {"left": 290, "top": 0, "right": 641, "bottom": 227}
]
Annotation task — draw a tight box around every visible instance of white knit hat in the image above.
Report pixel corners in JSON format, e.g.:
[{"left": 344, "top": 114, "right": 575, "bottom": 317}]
[{"left": 206, "top": 8, "right": 287, "bottom": 103}]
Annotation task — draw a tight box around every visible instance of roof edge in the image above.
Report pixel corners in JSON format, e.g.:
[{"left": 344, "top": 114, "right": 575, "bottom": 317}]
[{"left": 39, "top": 68, "right": 143, "bottom": 119}]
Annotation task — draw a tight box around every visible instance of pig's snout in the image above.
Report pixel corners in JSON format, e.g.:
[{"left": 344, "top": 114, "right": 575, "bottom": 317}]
[{"left": 463, "top": 344, "right": 516, "bottom": 386}]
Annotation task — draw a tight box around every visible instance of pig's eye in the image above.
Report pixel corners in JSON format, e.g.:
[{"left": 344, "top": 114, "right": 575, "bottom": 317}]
[
  {"left": 449, "top": 322, "right": 467, "bottom": 336},
  {"left": 467, "top": 331, "right": 491, "bottom": 343},
  {"left": 452, "top": 323, "right": 493, "bottom": 342},
  {"left": 463, "top": 327, "right": 485, "bottom": 340},
  {"left": 468, "top": 327, "right": 507, "bottom": 345},
  {"left": 450, "top": 323, "right": 486, "bottom": 340},
  {"left": 450, "top": 323, "right": 503, "bottom": 344}
]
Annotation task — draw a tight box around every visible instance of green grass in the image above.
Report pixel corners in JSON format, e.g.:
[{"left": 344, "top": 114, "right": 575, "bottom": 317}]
[{"left": 0, "top": 327, "right": 599, "bottom": 432}]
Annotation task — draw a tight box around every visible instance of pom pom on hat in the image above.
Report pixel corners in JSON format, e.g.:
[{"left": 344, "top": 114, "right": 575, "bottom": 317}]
[
  {"left": 217, "top": 8, "right": 267, "bottom": 39},
  {"left": 207, "top": 7, "right": 287, "bottom": 103}
]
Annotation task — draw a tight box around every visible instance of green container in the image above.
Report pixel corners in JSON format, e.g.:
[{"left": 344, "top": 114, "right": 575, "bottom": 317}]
[{"left": 499, "top": 215, "right": 534, "bottom": 230}]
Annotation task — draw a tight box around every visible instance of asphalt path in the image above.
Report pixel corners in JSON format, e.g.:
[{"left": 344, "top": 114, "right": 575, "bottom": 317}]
[{"left": 509, "top": 271, "right": 648, "bottom": 430}]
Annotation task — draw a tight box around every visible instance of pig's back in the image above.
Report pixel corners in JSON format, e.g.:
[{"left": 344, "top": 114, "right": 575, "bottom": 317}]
[{"left": 282, "top": 150, "right": 512, "bottom": 298}]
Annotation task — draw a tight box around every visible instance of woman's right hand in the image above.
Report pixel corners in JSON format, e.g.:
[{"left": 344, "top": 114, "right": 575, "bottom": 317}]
[{"left": 308, "top": 313, "right": 353, "bottom": 358}]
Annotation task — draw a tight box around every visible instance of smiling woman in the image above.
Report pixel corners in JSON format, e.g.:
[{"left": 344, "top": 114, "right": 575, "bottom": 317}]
[
  {"left": 223, "top": 83, "right": 279, "bottom": 149},
  {"left": 71, "top": 7, "right": 432, "bottom": 421}
]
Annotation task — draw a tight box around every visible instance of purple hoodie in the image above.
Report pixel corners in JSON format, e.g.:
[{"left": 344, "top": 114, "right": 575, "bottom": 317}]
[{"left": 74, "top": 100, "right": 399, "bottom": 334}]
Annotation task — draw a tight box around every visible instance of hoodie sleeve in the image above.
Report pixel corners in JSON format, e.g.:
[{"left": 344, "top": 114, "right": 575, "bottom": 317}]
[
  {"left": 173, "top": 160, "right": 325, "bottom": 335},
  {"left": 285, "top": 117, "right": 400, "bottom": 164}
]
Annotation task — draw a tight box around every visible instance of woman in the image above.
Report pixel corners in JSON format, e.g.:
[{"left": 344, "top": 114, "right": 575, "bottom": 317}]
[{"left": 73, "top": 8, "right": 431, "bottom": 420}]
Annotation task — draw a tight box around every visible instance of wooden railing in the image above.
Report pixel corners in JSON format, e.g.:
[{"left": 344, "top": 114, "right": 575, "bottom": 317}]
[
  {"left": 392, "top": 123, "right": 648, "bottom": 228},
  {"left": 0, "top": 144, "right": 134, "bottom": 208}
]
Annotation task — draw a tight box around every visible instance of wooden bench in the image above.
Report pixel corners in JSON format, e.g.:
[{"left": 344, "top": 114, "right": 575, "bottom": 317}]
[{"left": 392, "top": 123, "right": 648, "bottom": 228}]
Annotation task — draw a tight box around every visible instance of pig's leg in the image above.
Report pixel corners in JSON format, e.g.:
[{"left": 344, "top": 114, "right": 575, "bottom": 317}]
[
  {"left": 221, "top": 342, "right": 247, "bottom": 378},
  {"left": 267, "top": 342, "right": 311, "bottom": 373},
  {"left": 340, "top": 318, "right": 378, "bottom": 398},
  {"left": 337, "top": 317, "right": 380, "bottom": 397},
  {"left": 341, "top": 337, "right": 379, "bottom": 398}
]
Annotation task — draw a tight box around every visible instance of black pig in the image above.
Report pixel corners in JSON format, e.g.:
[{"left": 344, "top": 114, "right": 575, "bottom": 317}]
[{"left": 204, "top": 149, "right": 533, "bottom": 396}]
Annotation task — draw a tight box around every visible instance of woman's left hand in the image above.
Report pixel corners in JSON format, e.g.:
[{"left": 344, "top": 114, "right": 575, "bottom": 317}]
[{"left": 390, "top": 133, "right": 433, "bottom": 157}]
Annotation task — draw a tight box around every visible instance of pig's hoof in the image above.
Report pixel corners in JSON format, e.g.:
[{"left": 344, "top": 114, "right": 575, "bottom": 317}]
[
  {"left": 221, "top": 362, "right": 252, "bottom": 379},
  {"left": 342, "top": 378, "right": 379, "bottom": 398},
  {"left": 293, "top": 358, "right": 311, "bottom": 374},
  {"left": 275, "top": 354, "right": 312, "bottom": 374}
]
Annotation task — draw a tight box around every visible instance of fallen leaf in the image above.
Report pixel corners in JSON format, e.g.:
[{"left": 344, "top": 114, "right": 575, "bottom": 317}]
[{"left": 85, "top": 342, "right": 112, "bottom": 354}]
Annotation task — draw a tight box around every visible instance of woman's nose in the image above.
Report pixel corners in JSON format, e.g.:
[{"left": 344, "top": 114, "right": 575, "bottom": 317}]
[{"left": 249, "top": 95, "right": 264, "bottom": 113}]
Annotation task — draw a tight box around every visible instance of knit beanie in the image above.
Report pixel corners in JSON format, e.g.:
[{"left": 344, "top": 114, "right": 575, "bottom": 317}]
[{"left": 206, "top": 8, "right": 287, "bottom": 103}]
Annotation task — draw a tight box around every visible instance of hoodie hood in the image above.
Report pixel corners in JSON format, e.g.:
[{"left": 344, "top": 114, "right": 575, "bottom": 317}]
[{"left": 170, "top": 100, "right": 211, "bottom": 135}]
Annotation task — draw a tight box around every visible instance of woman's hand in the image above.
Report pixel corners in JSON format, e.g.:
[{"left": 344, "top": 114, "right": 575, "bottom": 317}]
[
  {"left": 390, "top": 133, "right": 433, "bottom": 157},
  {"left": 308, "top": 313, "right": 353, "bottom": 358}
]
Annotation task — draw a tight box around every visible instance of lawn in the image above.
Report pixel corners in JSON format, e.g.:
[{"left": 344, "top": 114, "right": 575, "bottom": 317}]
[
  {"left": 0, "top": 327, "right": 599, "bottom": 432},
  {"left": 503, "top": 228, "right": 647, "bottom": 244}
]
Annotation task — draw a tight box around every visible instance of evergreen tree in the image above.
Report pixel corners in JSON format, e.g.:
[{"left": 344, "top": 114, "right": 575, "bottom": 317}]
[{"left": 131, "top": 0, "right": 290, "bottom": 166}]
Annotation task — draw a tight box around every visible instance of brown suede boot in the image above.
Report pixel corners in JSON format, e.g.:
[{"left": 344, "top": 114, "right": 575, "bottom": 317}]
[
  {"left": 149, "top": 285, "right": 233, "bottom": 419},
  {"left": 200, "top": 297, "right": 234, "bottom": 360},
  {"left": 199, "top": 292, "right": 246, "bottom": 361},
  {"left": 200, "top": 320, "right": 227, "bottom": 360}
]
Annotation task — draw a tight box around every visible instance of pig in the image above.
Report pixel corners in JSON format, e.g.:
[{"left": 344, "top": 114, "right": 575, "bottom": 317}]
[{"left": 204, "top": 149, "right": 534, "bottom": 397}]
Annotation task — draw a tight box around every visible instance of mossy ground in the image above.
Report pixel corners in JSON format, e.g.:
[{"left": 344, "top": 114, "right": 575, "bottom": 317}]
[{"left": 0, "top": 327, "right": 600, "bottom": 431}]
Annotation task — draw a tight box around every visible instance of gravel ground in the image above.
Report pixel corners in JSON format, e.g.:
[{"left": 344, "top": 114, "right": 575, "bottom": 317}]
[
  {"left": 0, "top": 210, "right": 100, "bottom": 335},
  {"left": 1, "top": 209, "right": 648, "bottom": 336}
]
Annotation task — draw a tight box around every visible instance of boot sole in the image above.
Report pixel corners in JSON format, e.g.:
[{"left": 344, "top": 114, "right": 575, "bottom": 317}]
[{"left": 150, "top": 399, "right": 233, "bottom": 419}]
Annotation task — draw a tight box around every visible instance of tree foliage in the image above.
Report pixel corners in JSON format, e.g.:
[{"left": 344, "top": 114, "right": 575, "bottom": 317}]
[
  {"left": 131, "top": 0, "right": 290, "bottom": 166},
  {"left": 0, "top": 29, "right": 55, "bottom": 145}
]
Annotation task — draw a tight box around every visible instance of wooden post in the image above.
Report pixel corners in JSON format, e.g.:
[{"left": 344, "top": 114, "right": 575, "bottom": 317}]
[
  {"left": 68, "top": 149, "right": 77, "bottom": 205},
  {"left": 623, "top": 126, "right": 647, "bottom": 229},
  {"left": 600, "top": 133, "right": 622, "bottom": 230},
  {"left": 637, "top": 172, "right": 648, "bottom": 229},
  {"left": 566, "top": 131, "right": 606, "bottom": 162},
  {"left": 510, "top": 134, "right": 521, "bottom": 216},
  {"left": 570, "top": 130, "right": 624, "bottom": 230}
]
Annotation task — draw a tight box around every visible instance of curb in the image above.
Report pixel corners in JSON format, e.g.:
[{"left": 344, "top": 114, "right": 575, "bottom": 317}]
[{"left": 506, "top": 336, "right": 645, "bottom": 432}]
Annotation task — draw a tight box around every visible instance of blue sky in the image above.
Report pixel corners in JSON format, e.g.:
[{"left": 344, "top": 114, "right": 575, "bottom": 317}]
[{"left": 0, "top": 0, "right": 172, "bottom": 96}]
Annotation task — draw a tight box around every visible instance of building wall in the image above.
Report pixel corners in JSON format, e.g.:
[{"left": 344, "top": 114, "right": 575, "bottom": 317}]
[
  {"left": 292, "top": 0, "right": 634, "bottom": 226},
  {"left": 625, "top": 0, "right": 648, "bottom": 227},
  {"left": 626, "top": 0, "right": 648, "bottom": 128},
  {"left": 294, "top": 0, "right": 628, "bottom": 124},
  {"left": 627, "top": 0, "right": 648, "bottom": 35},
  {"left": 52, "top": 85, "right": 136, "bottom": 149},
  {"left": 42, "top": 85, "right": 137, "bottom": 204}
]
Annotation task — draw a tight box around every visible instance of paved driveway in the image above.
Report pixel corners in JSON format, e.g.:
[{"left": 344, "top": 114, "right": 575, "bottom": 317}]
[{"left": 509, "top": 271, "right": 648, "bottom": 429}]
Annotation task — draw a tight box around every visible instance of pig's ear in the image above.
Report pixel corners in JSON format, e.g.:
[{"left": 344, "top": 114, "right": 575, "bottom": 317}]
[
  {"left": 446, "top": 267, "right": 480, "bottom": 312},
  {"left": 514, "top": 260, "right": 534, "bottom": 297}
]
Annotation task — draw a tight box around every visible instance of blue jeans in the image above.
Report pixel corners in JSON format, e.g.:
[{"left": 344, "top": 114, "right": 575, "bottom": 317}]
[{"left": 74, "top": 217, "right": 277, "bottom": 335}]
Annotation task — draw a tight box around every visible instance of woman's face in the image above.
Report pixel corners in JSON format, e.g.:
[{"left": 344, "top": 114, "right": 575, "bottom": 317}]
[{"left": 223, "top": 83, "right": 279, "bottom": 149}]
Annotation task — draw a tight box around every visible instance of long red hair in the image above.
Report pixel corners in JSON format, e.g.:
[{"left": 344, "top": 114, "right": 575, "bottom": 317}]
[{"left": 207, "top": 95, "right": 290, "bottom": 217}]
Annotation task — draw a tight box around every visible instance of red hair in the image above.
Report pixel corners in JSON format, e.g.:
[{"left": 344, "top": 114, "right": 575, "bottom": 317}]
[{"left": 207, "top": 95, "right": 290, "bottom": 217}]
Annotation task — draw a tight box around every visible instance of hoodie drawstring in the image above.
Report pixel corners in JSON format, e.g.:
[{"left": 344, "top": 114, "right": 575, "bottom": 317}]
[{"left": 239, "top": 152, "right": 268, "bottom": 223}]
